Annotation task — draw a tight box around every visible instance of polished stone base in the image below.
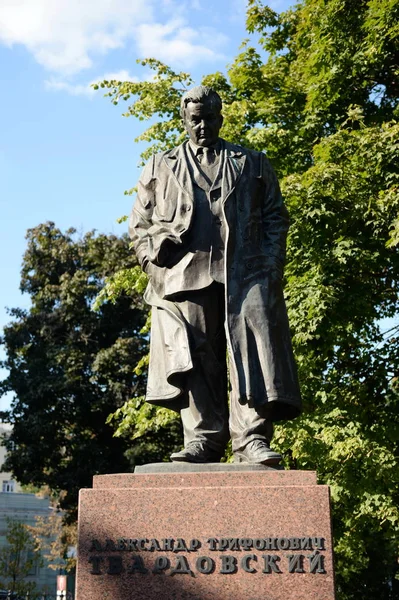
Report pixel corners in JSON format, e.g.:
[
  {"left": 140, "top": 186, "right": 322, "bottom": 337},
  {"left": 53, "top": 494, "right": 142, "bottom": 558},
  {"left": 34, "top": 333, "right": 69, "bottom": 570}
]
[
  {"left": 76, "top": 469, "right": 336, "bottom": 600},
  {"left": 134, "top": 461, "right": 284, "bottom": 473}
]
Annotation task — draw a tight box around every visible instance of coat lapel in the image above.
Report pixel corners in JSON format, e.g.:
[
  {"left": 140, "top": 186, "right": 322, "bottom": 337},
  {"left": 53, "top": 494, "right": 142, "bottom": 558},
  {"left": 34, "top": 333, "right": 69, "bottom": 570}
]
[
  {"left": 163, "top": 139, "right": 246, "bottom": 202},
  {"left": 221, "top": 141, "right": 246, "bottom": 202},
  {"left": 163, "top": 142, "right": 195, "bottom": 198}
]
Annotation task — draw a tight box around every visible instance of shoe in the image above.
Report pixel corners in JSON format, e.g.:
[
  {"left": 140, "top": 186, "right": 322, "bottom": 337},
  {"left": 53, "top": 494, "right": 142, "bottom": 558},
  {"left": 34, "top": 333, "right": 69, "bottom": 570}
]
[
  {"left": 171, "top": 441, "right": 223, "bottom": 463},
  {"left": 234, "top": 439, "right": 282, "bottom": 466}
]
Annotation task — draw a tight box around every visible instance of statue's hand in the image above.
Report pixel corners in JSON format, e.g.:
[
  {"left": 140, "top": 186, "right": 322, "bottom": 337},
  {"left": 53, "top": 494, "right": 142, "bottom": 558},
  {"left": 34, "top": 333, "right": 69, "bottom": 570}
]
[{"left": 156, "top": 239, "right": 179, "bottom": 268}]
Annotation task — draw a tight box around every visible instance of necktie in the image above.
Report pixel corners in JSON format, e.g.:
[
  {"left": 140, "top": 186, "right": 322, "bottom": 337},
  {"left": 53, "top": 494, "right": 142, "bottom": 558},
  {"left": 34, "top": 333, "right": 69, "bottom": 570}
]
[{"left": 201, "top": 147, "right": 215, "bottom": 166}]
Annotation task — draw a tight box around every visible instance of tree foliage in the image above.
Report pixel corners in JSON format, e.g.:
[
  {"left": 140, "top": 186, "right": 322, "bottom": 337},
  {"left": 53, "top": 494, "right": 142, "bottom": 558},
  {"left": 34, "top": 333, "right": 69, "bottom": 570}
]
[
  {"left": 0, "top": 518, "right": 41, "bottom": 595},
  {"left": 0, "top": 223, "right": 154, "bottom": 520},
  {"left": 28, "top": 507, "right": 77, "bottom": 573},
  {"left": 95, "top": 0, "right": 399, "bottom": 597}
]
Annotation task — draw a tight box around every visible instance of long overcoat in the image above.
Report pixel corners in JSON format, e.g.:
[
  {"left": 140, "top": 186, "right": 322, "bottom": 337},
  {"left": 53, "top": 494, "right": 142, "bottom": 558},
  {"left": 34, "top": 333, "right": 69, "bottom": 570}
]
[{"left": 129, "top": 139, "right": 301, "bottom": 422}]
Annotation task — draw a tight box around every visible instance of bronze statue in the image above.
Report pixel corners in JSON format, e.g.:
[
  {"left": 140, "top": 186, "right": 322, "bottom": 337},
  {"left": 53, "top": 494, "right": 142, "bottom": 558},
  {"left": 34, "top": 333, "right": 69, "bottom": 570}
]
[{"left": 129, "top": 85, "right": 301, "bottom": 465}]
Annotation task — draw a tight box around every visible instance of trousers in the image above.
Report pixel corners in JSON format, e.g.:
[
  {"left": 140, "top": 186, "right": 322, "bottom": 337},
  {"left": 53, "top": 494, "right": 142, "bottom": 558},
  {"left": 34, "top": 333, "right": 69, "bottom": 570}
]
[{"left": 175, "top": 282, "right": 273, "bottom": 453}]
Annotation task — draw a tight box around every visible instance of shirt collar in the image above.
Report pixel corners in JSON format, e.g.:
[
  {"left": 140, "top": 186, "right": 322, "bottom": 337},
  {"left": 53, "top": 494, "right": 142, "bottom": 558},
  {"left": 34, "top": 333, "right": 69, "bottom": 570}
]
[{"left": 188, "top": 139, "right": 221, "bottom": 157}]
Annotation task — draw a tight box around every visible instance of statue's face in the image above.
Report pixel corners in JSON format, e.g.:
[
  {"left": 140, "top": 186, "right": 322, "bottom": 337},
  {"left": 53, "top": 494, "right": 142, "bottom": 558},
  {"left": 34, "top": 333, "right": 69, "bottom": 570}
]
[{"left": 183, "top": 101, "right": 223, "bottom": 147}]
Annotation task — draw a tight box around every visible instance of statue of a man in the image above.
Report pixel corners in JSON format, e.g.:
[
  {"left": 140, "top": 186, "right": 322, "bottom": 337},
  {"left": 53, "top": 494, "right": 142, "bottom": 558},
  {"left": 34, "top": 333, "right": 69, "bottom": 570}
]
[{"left": 129, "top": 85, "right": 301, "bottom": 465}]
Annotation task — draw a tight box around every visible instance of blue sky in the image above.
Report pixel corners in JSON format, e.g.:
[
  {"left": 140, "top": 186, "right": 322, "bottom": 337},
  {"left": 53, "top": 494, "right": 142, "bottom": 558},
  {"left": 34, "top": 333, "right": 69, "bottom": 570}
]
[{"left": 0, "top": 0, "right": 294, "bottom": 410}]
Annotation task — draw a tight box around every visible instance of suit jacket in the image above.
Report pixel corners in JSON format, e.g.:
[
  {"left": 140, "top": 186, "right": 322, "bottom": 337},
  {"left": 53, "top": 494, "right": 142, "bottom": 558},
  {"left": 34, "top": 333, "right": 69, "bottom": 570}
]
[{"left": 129, "top": 139, "right": 302, "bottom": 421}]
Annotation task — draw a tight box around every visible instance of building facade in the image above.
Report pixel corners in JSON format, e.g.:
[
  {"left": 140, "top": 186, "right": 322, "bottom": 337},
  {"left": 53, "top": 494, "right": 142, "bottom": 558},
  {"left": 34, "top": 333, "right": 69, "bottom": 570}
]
[{"left": 0, "top": 423, "right": 60, "bottom": 595}]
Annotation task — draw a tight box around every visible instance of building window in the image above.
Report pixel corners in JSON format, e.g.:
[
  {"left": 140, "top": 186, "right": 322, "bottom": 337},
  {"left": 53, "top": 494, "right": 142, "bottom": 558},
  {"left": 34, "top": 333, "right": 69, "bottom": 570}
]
[
  {"left": 26, "top": 551, "right": 38, "bottom": 576},
  {"left": 2, "top": 480, "right": 15, "bottom": 493}
]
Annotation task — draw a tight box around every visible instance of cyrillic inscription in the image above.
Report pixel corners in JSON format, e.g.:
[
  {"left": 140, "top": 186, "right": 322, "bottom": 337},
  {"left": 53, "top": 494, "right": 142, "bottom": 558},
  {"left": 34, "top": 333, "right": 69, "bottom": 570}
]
[{"left": 87, "top": 535, "right": 328, "bottom": 577}]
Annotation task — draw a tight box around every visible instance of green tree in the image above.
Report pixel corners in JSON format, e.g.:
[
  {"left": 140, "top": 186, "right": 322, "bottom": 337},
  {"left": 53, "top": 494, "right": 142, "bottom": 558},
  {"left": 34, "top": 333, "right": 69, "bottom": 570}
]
[
  {"left": 28, "top": 507, "right": 77, "bottom": 573},
  {"left": 95, "top": 0, "right": 399, "bottom": 597},
  {"left": 0, "top": 518, "right": 41, "bottom": 595},
  {"left": 0, "top": 223, "right": 179, "bottom": 520}
]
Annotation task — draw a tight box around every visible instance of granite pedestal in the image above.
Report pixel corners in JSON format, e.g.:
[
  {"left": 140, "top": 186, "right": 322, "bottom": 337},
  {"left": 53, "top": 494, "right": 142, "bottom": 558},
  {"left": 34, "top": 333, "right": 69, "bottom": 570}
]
[{"left": 76, "top": 466, "right": 336, "bottom": 600}]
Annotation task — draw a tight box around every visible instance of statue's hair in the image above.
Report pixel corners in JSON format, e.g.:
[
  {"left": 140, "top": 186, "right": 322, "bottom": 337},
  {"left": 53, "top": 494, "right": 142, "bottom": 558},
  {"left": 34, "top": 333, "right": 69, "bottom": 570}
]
[{"left": 180, "top": 85, "right": 222, "bottom": 118}]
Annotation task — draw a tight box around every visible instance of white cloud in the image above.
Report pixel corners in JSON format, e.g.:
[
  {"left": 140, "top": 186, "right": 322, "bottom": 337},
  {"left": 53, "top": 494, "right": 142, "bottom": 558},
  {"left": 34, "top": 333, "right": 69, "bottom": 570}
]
[
  {"left": 0, "top": 0, "right": 229, "bottom": 84},
  {"left": 135, "top": 19, "right": 227, "bottom": 68},
  {"left": 44, "top": 80, "right": 95, "bottom": 97},
  {"left": 0, "top": 0, "right": 154, "bottom": 75},
  {"left": 45, "top": 70, "right": 139, "bottom": 97},
  {"left": 94, "top": 70, "right": 140, "bottom": 84}
]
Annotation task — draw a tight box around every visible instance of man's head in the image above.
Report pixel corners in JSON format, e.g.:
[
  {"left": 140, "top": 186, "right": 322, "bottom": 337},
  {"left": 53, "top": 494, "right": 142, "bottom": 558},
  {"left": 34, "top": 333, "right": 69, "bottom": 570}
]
[{"left": 180, "top": 85, "right": 223, "bottom": 147}]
